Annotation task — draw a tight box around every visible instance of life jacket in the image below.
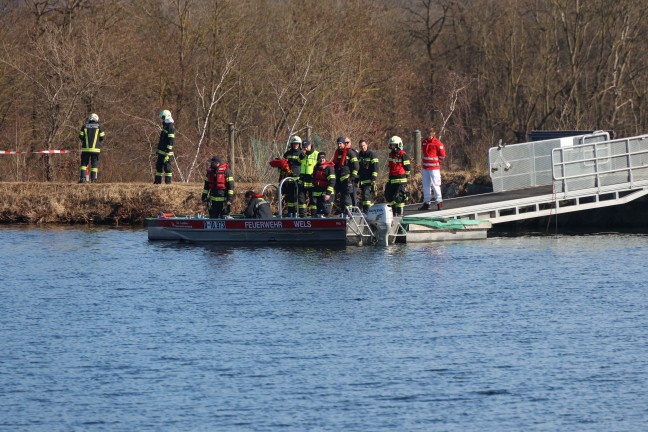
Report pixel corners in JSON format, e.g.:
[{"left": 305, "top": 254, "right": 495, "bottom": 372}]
[
  {"left": 312, "top": 161, "right": 334, "bottom": 188},
  {"left": 207, "top": 164, "right": 229, "bottom": 190},
  {"left": 269, "top": 158, "right": 291, "bottom": 174},
  {"left": 388, "top": 150, "right": 408, "bottom": 176}
]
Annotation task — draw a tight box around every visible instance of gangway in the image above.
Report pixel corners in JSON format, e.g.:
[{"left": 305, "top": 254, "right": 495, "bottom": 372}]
[{"left": 405, "top": 133, "right": 648, "bottom": 225}]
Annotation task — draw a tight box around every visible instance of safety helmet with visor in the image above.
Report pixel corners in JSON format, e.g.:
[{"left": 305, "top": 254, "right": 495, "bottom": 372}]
[
  {"left": 289, "top": 135, "right": 302, "bottom": 146},
  {"left": 388, "top": 135, "right": 403, "bottom": 151},
  {"left": 159, "top": 109, "right": 172, "bottom": 121}
]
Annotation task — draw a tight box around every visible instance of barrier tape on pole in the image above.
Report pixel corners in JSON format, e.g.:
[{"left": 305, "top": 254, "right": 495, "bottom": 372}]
[{"left": 0, "top": 149, "right": 79, "bottom": 155}]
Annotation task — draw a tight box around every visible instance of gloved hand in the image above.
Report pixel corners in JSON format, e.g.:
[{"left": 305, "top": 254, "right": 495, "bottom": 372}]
[
  {"left": 226, "top": 201, "right": 232, "bottom": 207},
  {"left": 163, "top": 155, "right": 170, "bottom": 163},
  {"left": 201, "top": 194, "right": 208, "bottom": 202}
]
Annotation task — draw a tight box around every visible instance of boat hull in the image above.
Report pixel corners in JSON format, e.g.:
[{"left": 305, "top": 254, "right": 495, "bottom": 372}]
[{"left": 147, "top": 216, "right": 349, "bottom": 245}]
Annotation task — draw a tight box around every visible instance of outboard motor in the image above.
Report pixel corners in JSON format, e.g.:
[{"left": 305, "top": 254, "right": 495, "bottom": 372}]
[{"left": 366, "top": 203, "right": 395, "bottom": 246}]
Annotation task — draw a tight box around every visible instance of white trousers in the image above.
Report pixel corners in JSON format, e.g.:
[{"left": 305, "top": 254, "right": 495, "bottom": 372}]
[{"left": 422, "top": 169, "right": 442, "bottom": 204}]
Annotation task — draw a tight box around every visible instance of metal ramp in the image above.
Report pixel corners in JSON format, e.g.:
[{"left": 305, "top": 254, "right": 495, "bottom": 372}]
[{"left": 405, "top": 133, "right": 648, "bottom": 225}]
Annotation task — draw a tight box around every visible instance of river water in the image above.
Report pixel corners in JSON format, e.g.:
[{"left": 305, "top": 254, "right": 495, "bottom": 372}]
[{"left": 1, "top": 226, "right": 647, "bottom": 431}]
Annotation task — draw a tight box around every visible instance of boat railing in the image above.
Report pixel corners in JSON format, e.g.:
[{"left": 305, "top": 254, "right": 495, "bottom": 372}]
[{"left": 262, "top": 177, "right": 299, "bottom": 218}]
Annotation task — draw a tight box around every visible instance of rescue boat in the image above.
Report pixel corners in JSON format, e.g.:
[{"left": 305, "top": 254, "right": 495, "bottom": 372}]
[
  {"left": 147, "top": 213, "right": 361, "bottom": 245},
  {"left": 146, "top": 179, "right": 491, "bottom": 246}
]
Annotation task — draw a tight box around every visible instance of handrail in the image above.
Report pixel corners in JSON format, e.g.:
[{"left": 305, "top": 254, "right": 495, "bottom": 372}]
[
  {"left": 275, "top": 177, "right": 299, "bottom": 218},
  {"left": 551, "top": 134, "right": 648, "bottom": 194}
]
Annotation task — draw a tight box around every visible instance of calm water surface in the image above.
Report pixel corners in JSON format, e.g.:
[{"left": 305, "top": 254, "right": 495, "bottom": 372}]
[{"left": 1, "top": 226, "right": 647, "bottom": 431}]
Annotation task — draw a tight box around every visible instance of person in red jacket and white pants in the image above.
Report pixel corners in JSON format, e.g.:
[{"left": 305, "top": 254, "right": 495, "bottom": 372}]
[{"left": 419, "top": 127, "right": 446, "bottom": 210}]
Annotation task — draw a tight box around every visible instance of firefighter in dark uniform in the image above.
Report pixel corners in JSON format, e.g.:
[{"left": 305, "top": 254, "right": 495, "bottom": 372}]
[
  {"left": 357, "top": 139, "right": 379, "bottom": 213},
  {"left": 201, "top": 156, "right": 235, "bottom": 218},
  {"left": 154, "top": 109, "right": 175, "bottom": 184},
  {"left": 311, "top": 152, "right": 336, "bottom": 218},
  {"left": 298, "top": 139, "right": 319, "bottom": 217},
  {"left": 243, "top": 190, "right": 273, "bottom": 219},
  {"left": 283, "top": 135, "right": 303, "bottom": 217},
  {"left": 385, "top": 136, "right": 411, "bottom": 216},
  {"left": 333, "top": 136, "right": 359, "bottom": 215},
  {"left": 78, "top": 113, "right": 105, "bottom": 183}
]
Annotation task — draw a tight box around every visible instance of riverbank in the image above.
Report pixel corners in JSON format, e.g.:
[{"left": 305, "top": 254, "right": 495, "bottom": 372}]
[
  {"left": 0, "top": 182, "right": 212, "bottom": 225},
  {"left": 0, "top": 172, "right": 491, "bottom": 226}
]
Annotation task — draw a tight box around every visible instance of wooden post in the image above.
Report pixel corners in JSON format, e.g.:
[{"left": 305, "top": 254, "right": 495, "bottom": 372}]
[
  {"left": 306, "top": 124, "right": 312, "bottom": 141},
  {"left": 228, "top": 122, "right": 235, "bottom": 177},
  {"left": 413, "top": 129, "right": 421, "bottom": 165}
]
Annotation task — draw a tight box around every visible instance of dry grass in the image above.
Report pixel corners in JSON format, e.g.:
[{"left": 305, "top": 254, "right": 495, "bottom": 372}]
[
  {"left": 0, "top": 171, "right": 491, "bottom": 225},
  {"left": 0, "top": 182, "right": 258, "bottom": 225}
]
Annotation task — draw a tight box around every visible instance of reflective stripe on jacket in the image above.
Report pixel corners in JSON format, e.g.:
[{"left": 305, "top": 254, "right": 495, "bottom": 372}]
[
  {"left": 79, "top": 122, "right": 105, "bottom": 153},
  {"left": 421, "top": 136, "right": 446, "bottom": 170},
  {"left": 388, "top": 149, "right": 410, "bottom": 178}
]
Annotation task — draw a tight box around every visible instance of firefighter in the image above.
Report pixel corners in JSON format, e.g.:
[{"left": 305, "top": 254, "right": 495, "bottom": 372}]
[
  {"left": 333, "top": 136, "right": 359, "bottom": 215},
  {"left": 201, "top": 156, "right": 235, "bottom": 218},
  {"left": 243, "top": 190, "right": 273, "bottom": 219},
  {"left": 283, "top": 135, "right": 303, "bottom": 217},
  {"left": 311, "top": 152, "right": 336, "bottom": 217},
  {"left": 154, "top": 109, "right": 175, "bottom": 184},
  {"left": 298, "top": 139, "right": 319, "bottom": 217},
  {"left": 357, "top": 139, "right": 379, "bottom": 213},
  {"left": 78, "top": 113, "right": 105, "bottom": 183},
  {"left": 385, "top": 136, "right": 411, "bottom": 216}
]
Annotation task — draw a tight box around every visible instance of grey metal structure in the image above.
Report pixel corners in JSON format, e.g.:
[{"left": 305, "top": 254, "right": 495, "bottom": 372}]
[
  {"left": 488, "top": 131, "right": 611, "bottom": 193},
  {"left": 406, "top": 132, "right": 648, "bottom": 225}
]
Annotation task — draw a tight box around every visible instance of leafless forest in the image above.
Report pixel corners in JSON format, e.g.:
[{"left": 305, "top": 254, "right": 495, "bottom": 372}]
[{"left": 1, "top": 0, "right": 647, "bottom": 184}]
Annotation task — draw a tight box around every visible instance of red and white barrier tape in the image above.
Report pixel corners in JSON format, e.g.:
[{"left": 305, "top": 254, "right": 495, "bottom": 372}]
[{"left": 0, "top": 149, "right": 79, "bottom": 155}]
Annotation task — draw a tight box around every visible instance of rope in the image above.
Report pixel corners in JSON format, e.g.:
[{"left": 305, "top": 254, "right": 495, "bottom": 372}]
[{"left": 0, "top": 149, "right": 79, "bottom": 155}]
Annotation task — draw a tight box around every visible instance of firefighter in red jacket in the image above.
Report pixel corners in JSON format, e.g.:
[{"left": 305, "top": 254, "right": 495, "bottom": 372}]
[
  {"left": 385, "top": 136, "right": 411, "bottom": 216},
  {"left": 201, "top": 156, "right": 235, "bottom": 218},
  {"left": 311, "top": 152, "right": 336, "bottom": 217},
  {"left": 419, "top": 127, "right": 446, "bottom": 210}
]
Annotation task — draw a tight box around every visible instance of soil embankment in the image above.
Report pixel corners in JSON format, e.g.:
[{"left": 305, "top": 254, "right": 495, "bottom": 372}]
[
  {"left": 0, "top": 171, "right": 491, "bottom": 226},
  {"left": 0, "top": 182, "right": 218, "bottom": 225}
]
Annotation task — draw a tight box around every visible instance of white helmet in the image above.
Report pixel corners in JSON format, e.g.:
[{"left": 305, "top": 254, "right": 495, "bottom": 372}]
[
  {"left": 159, "top": 109, "right": 172, "bottom": 121},
  {"left": 289, "top": 135, "right": 302, "bottom": 145},
  {"left": 389, "top": 135, "right": 403, "bottom": 150},
  {"left": 88, "top": 113, "right": 99, "bottom": 122}
]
